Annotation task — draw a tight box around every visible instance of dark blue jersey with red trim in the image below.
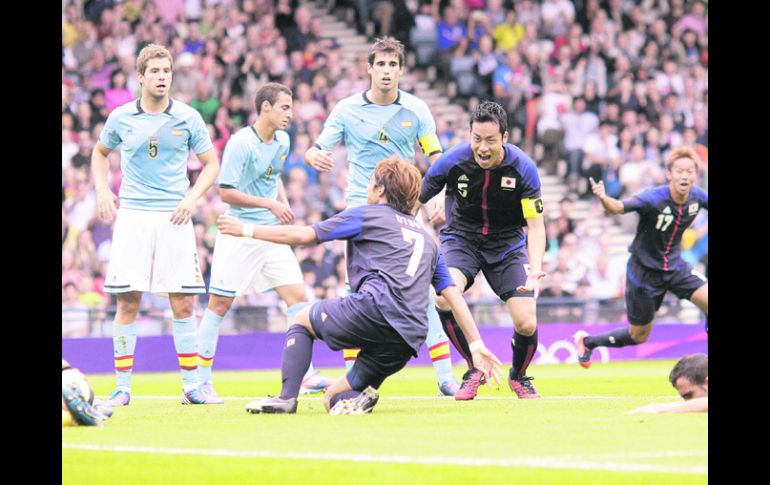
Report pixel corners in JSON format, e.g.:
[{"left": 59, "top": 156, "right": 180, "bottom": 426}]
[
  {"left": 623, "top": 185, "right": 709, "bottom": 271},
  {"left": 312, "top": 204, "right": 455, "bottom": 352},
  {"left": 419, "top": 142, "right": 543, "bottom": 242}
]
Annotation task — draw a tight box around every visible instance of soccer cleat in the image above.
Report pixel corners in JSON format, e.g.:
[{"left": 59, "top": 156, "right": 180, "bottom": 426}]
[
  {"left": 328, "top": 386, "right": 379, "bottom": 415},
  {"left": 106, "top": 389, "right": 131, "bottom": 407},
  {"left": 438, "top": 378, "right": 461, "bottom": 397},
  {"left": 92, "top": 400, "right": 114, "bottom": 418},
  {"left": 573, "top": 330, "right": 593, "bottom": 368},
  {"left": 509, "top": 375, "right": 541, "bottom": 399},
  {"left": 455, "top": 368, "right": 485, "bottom": 401},
  {"left": 199, "top": 381, "right": 225, "bottom": 404},
  {"left": 299, "top": 369, "right": 333, "bottom": 395},
  {"left": 181, "top": 387, "right": 223, "bottom": 405},
  {"left": 62, "top": 385, "right": 107, "bottom": 426},
  {"left": 245, "top": 396, "right": 298, "bottom": 414}
]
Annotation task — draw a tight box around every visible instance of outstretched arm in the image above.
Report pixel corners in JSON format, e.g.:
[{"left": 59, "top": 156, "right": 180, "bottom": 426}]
[
  {"left": 589, "top": 177, "right": 625, "bottom": 215},
  {"left": 629, "top": 397, "right": 708, "bottom": 414},
  {"left": 216, "top": 214, "right": 317, "bottom": 245}
]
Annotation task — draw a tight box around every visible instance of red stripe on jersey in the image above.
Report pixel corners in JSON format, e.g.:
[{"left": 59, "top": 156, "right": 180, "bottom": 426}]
[
  {"left": 177, "top": 353, "right": 198, "bottom": 358},
  {"left": 481, "top": 170, "right": 491, "bottom": 235},
  {"left": 179, "top": 365, "right": 198, "bottom": 370},
  {"left": 197, "top": 354, "right": 214, "bottom": 362},
  {"left": 663, "top": 204, "right": 683, "bottom": 271},
  {"left": 114, "top": 355, "right": 133, "bottom": 361},
  {"left": 428, "top": 342, "right": 448, "bottom": 352},
  {"left": 115, "top": 365, "right": 133, "bottom": 371}
]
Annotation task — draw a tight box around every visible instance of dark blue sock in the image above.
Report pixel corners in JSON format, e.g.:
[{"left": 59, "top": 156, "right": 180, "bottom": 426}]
[
  {"left": 329, "top": 390, "right": 361, "bottom": 408},
  {"left": 279, "top": 324, "right": 314, "bottom": 400},
  {"left": 437, "top": 308, "right": 473, "bottom": 368},
  {"left": 511, "top": 329, "right": 538, "bottom": 379},
  {"left": 584, "top": 327, "right": 637, "bottom": 349}
]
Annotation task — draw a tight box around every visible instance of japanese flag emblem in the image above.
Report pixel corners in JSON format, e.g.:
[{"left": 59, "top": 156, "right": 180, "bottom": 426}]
[{"left": 501, "top": 176, "right": 516, "bottom": 190}]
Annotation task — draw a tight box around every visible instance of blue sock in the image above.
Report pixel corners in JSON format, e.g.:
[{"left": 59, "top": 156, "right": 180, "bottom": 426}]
[
  {"left": 173, "top": 316, "right": 199, "bottom": 390},
  {"left": 426, "top": 294, "right": 456, "bottom": 384},
  {"left": 113, "top": 321, "right": 137, "bottom": 390},
  {"left": 437, "top": 308, "right": 473, "bottom": 369},
  {"left": 196, "top": 309, "right": 223, "bottom": 383},
  {"left": 584, "top": 327, "right": 637, "bottom": 349},
  {"left": 280, "top": 324, "right": 314, "bottom": 399},
  {"left": 287, "top": 302, "right": 318, "bottom": 379},
  {"left": 511, "top": 329, "right": 538, "bottom": 379}
]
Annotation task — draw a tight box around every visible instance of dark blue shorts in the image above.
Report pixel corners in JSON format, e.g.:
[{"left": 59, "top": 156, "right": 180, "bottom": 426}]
[
  {"left": 439, "top": 233, "right": 533, "bottom": 301},
  {"left": 309, "top": 291, "right": 413, "bottom": 391},
  {"left": 625, "top": 258, "right": 708, "bottom": 325}
]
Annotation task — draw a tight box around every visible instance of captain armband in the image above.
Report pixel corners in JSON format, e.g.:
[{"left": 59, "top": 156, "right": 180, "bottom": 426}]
[
  {"left": 418, "top": 133, "right": 443, "bottom": 157},
  {"left": 521, "top": 197, "right": 545, "bottom": 219}
]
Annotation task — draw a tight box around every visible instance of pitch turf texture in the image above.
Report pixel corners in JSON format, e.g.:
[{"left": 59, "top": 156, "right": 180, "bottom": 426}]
[{"left": 62, "top": 360, "right": 707, "bottom": 484}]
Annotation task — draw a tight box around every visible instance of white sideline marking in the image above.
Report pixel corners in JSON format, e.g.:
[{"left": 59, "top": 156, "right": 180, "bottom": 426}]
[
  {"left": 99, "top": 395, "right": 677, "bottom": 401},
  {"left": 61, "top": 443, "right": 707, "bottom": 475}
]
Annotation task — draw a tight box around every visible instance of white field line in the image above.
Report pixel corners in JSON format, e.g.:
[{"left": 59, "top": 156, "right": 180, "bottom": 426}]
[
  {"left": 61, "top": 443, "right": 707, "bottom": 475},
  {"left": 99, "top": 395, "right": 678, "bottom": 401}
]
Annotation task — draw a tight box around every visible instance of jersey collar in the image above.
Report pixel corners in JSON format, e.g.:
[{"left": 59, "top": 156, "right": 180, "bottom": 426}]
[
  {"left": 362, "top": 90, "right": 401, "bottom": 106},
  {"left": 134, "top": 98, "right": 174, "bottom": 115}
]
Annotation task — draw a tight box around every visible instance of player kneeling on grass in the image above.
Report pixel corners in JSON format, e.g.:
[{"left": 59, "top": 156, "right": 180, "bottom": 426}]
[
  {"left": 629, "top": 353, "right": 708, "bottom": 414},
  {"left": 62, "top": 359, "right": 114, "bottom": 427},
  {"left": 217, "top": 156, "right": 503, "bottom": 415}
]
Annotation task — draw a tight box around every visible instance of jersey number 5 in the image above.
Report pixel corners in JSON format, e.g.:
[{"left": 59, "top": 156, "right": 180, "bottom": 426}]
[
  {"left": 148, "top": 139, "right": 159, "bottom": 158},
  {"left": 655, "top": 214, "right": 674, "bottom": 231},
  {"left": 401, "top": 228, "right": 425, "bottom": 277}
]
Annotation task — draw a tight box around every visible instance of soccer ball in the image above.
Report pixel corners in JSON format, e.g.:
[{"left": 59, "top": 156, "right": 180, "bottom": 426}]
[{"left": 62, "top": 359, "right": 94, "bottom": 405}]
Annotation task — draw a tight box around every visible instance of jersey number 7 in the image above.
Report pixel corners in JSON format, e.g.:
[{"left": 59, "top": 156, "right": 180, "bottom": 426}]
[{"left": 401, "top": 228, "right": 425, "bottom": 277}]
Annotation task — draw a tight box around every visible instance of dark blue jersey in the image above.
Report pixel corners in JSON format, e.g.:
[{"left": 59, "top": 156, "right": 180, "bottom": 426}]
[
  {"left": 623, "top": 185, "right": 708, "bottom": 271},
  {"left": 419, "top": 142, "right": 544, "bottom": 241},
  {"left": 312, "top": 204, "right": 455, "bottom": 353}
]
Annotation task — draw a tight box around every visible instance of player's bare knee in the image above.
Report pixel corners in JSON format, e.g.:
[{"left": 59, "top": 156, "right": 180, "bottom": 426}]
[
  {"left": 116, "top": 292, "right": 141, "bottom": 319},
  {"left": 514, "top": 319, "right": 537, "bottom": 336},
  {"left": 208, "top": 295, "right": 233, "bottom": 316},
  {"left": 629, "top": 324, "right": 652, "bottom": 343},
  {"left": 169, "top": 294, "right": 195, "bottom": 318}
]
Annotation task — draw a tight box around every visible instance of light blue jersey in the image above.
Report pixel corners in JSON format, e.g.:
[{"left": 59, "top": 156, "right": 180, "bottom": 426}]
[
  {"left": 219, "top": 127, "right": 290, "bottom": 225},
  {"left": 315, "top": 90, "right": 442, "bottom": 207},
  {"left": 100, "top": 99, "right": 213, "bottom": 211}
]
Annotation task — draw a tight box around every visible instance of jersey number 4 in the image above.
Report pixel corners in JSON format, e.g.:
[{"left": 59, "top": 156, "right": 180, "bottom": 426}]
[
  {"left": 655, "top": 214, "right": 674, "bottom": 231},
  {"left": 401, "top": 228, "right": 425, "bottom": 277}
]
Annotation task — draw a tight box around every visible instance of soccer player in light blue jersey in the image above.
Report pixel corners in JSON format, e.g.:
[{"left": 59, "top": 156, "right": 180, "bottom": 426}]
[
  {"left": 304, "top": 37, "right": 461, "bottom": 396},
  {"left": 91, "top": 44, "right": 221, "bottom": 406},
  {"left": 196, "top": 83, "right": 332, "bottom": 399}
]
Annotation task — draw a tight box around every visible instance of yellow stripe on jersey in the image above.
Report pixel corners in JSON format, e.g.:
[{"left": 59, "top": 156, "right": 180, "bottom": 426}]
[
  {"left": 521, "top": 197, "right": 545, "bottom": 219},
  {"left": 418, "top": 133, "right": 442, "bottom": 156}
]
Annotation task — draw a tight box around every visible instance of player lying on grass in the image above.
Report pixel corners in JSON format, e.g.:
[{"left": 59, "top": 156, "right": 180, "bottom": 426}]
[
  {"left": 62, "top": 359, "right": 114, "bottom": 427},
  {"left": 629, "top": 353, "right": 708, "bottom": 413},
  {"left": 217, "top": 156, "right": 503, "bottom": 414}
]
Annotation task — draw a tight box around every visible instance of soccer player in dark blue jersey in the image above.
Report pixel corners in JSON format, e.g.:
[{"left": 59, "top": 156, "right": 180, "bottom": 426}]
[
  {"left": 216, "top": 156, "right": 503, "bottom": 414},
  {"left": 419, "top": 101, "right": 547, "bottom": 400},
  {"left": 574, "top": 147, "right": 708, "bottom": 367}
]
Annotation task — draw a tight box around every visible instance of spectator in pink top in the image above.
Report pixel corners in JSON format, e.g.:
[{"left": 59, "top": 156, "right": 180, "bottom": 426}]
[{"left": 105, "top": 70, "right": 133, "bottom": 113}]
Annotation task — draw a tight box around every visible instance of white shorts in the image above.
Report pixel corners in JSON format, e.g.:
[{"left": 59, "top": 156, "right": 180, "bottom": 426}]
[
  {"left": 208, "top": 231, "right": 304, "bottom": 297},
  {"left": 104, "top": 208, "right": 205, "bottom": 295}
]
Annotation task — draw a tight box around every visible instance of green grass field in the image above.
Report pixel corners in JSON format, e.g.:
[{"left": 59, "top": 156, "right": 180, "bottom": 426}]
[{"left": 62, "top": 360, "right": 707, "bottom": 484}]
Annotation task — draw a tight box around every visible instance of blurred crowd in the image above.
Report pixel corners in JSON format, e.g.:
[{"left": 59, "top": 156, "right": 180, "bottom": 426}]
[{"left": 62, "top": 0, "right": 707, "bottom": 336}]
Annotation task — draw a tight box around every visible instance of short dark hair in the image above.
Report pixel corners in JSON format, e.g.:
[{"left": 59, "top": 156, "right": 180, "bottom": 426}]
[
  {"left": 669, "top": 353, "right": 708, "bottom": 387},
  {"left": 470, "top": 101, "right": 508, "bottom": 136},
  {"left": 368, "top": 37, "right": 405, "bottom": 67},
  {"left": 255, "top": 82, "right": 293, "bottom": 115}
]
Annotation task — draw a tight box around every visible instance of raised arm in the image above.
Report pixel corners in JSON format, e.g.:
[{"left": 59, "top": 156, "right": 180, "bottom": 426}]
[{"left": 589, "top": 177, "right": 625, "bottom": 215}]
